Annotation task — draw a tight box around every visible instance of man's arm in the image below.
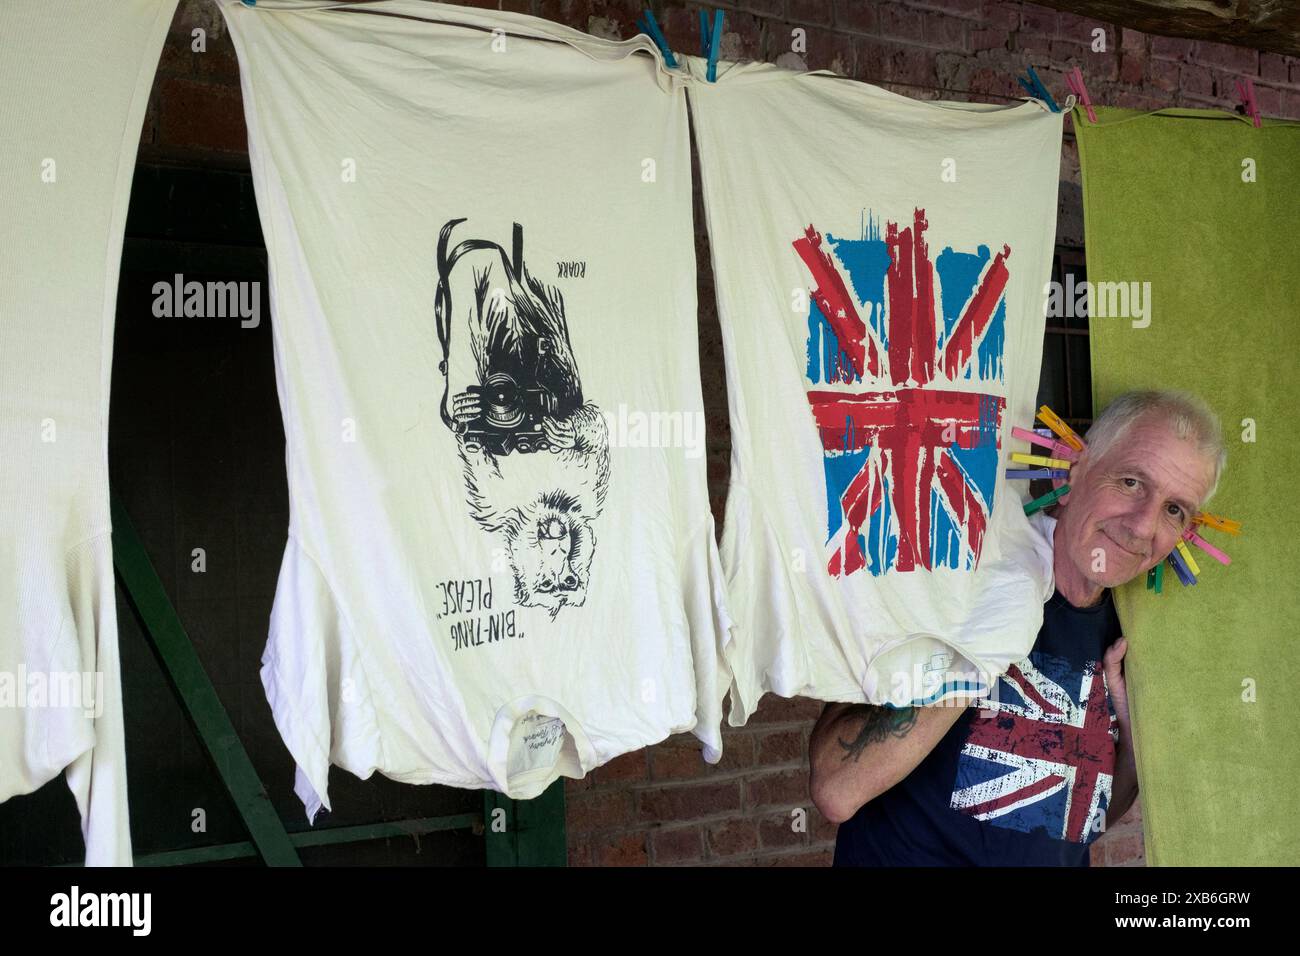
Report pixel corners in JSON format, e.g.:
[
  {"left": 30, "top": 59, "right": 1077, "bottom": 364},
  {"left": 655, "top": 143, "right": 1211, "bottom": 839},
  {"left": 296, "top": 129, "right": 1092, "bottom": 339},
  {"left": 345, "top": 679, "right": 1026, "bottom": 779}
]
[
  {"left": 1107, "top": 725, "right": 1139, "bottom": 825},
  {"left": 809, "top": 700, "right": 970, "bottom": 824}
]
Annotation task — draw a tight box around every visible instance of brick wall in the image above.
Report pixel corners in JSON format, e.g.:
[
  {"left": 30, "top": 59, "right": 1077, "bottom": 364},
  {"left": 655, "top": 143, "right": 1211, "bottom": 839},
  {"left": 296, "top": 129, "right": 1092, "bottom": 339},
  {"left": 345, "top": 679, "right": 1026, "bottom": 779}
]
[{"left": 141, "top": 0, "right": 1300, "bottom": 868}]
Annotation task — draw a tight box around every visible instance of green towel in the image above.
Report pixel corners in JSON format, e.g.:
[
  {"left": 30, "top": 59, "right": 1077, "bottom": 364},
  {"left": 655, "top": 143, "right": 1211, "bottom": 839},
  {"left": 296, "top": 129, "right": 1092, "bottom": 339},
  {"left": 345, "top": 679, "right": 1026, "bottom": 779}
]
[{"left": 1076, "top": 106, "right": 1300, "bottom": 865}]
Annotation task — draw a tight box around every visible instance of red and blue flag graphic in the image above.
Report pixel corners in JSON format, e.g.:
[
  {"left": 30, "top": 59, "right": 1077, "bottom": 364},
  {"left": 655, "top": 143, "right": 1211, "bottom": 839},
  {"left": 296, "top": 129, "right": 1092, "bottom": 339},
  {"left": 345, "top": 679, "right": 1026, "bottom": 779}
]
[
  {"left": 950, "top": 650, "right": 1117, "bottom": 843},
  {"left": 795, "top": 209, "right": 1008, "bottom": 577}
]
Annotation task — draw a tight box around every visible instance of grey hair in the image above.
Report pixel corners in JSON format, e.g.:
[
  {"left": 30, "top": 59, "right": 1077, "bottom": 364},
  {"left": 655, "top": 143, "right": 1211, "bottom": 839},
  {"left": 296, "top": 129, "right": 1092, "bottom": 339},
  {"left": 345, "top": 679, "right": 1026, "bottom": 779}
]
[{"left": 1083, "top": 390, "right": 1228, "bottom": 505}]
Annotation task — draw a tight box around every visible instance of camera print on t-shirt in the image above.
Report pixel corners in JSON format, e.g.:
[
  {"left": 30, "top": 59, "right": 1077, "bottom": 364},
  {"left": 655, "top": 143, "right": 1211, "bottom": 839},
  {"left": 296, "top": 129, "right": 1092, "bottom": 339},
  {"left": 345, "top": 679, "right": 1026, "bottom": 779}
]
[{"left": 434, "top": 218, "right": 611, "bottom": 619}]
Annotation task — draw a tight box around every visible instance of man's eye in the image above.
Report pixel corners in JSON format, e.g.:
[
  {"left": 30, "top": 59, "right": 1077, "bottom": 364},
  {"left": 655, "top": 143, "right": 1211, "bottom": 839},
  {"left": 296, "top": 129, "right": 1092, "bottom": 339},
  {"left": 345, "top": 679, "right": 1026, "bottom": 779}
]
[
  {"left": 1122, "top": 477, "right": 1138, "bottom": 489},
  {"left": 1167, "top": 504, "right": 1184, "bottom": 519}
]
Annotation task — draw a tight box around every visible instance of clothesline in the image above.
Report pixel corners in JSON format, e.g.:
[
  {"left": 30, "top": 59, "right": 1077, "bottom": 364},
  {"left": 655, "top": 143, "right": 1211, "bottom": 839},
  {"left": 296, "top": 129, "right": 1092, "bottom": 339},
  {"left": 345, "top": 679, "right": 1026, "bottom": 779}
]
[{"left": 843, "top": 77, "right": 1030, "bottom": 105}]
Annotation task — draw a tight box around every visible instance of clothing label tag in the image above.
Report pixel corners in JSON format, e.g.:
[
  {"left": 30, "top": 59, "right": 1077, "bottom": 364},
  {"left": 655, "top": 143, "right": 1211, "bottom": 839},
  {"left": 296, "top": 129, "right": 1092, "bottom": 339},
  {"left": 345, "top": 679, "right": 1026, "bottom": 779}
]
[{"left": 508, "top": 711, "right": 568, "bottom": 778}]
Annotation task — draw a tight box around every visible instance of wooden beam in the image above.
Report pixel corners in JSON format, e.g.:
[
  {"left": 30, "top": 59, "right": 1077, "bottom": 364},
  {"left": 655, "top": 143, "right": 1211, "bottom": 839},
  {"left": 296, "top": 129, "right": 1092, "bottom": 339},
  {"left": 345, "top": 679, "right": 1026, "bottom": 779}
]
[
  {"left": 111, "top": 493, "right": 303, "bottom": 868},
  {"left": 1033, "top": 0, "right": 1300, "bottom": 58}
]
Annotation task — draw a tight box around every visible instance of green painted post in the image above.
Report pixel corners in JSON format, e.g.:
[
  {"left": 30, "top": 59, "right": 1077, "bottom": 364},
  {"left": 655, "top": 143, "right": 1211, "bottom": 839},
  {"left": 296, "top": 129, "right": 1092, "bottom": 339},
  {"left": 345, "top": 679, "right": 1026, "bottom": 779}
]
[
  {"left": 110, "top": 493, "right": 302, "bottom": 867},
  {"left": 129, "top": 813, "right": 482, "bottom": 866},
  {"left": 482, "top": 780, "right": 566, "bottom": 866}
]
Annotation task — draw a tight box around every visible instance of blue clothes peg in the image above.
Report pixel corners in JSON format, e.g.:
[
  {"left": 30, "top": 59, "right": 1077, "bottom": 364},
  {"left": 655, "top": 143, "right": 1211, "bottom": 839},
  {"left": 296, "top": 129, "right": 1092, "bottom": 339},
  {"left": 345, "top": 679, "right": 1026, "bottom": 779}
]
[
  {"left": 638, "top": 9, "right": 678, "bottom": 68},
  {"left": 707, "top": 10, "right": 723, "bottom": 81}
]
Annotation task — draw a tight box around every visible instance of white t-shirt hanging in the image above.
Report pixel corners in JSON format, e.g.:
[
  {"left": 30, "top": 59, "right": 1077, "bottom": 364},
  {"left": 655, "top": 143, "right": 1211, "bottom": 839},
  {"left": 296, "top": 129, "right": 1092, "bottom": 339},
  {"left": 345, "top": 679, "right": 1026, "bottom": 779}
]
[
  {"left": 0, "top": 0, "right": 178, "bottom": 865},
  {"left": 220, "top": 0, "right": 731, "bottom": 820},
  {"left": 685, "top": 57, "right": 1060, "bottom": 720}
]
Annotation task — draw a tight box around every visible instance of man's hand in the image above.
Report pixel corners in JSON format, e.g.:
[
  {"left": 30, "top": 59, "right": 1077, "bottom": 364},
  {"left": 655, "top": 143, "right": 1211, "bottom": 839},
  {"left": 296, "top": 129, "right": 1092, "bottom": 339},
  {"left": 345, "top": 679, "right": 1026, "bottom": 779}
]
[
  {"left": 1103, "top": 636, "right": 1130, "bottom": 728},
  {"left": 1103, "top": 636, "right": 1140, "bottom": 825},
  {"left": 809, "top": 700, "right": 971, "bottom": 824}
]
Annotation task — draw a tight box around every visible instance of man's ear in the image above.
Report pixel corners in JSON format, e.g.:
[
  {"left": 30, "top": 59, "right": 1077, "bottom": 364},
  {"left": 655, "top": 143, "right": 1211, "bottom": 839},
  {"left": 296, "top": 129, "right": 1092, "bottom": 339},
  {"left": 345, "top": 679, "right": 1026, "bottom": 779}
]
[
  {"left": 1070, "top": 447, "right": 1090, "bottom": 486},
  {"left": 1050, "top": 447, "right": 1087, "bottom": 516}
]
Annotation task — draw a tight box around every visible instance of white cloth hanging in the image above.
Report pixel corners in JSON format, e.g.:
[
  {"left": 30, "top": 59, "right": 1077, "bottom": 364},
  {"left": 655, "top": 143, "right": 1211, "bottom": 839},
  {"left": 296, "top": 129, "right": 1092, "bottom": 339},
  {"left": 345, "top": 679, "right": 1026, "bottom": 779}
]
[
  {"left": 219, "top": 0, "right": 732, "bottom": 819},
  {"left": 0, "top": 0, "right": 178, "bottom": 865},
  {"left": 685, "top": 56, "right": 1061, "bottom": 719}
]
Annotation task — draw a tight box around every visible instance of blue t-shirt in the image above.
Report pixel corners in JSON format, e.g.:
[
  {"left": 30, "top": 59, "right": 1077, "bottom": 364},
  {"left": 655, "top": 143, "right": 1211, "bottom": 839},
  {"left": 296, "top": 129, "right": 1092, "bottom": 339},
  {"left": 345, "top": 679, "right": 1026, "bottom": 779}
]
[{"left": 833, "top": 588, "right": 1122, "bottom": 866}]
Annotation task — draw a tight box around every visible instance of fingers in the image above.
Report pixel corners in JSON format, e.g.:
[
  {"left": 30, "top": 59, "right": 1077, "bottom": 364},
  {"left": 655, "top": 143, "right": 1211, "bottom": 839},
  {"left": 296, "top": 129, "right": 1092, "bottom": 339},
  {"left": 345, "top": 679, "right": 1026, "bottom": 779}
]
[
  {"left": 1103, "top": 638, "right": 1128, "bottom": 694},
  {"left": 452, "top": 392, "right": 480, "bottom": 423}
]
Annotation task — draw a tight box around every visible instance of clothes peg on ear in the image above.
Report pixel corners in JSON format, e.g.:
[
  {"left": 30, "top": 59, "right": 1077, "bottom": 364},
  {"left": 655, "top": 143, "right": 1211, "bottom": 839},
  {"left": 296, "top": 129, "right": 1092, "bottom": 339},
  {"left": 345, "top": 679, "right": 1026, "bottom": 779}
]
[
  {"left": 1194, "top": 512, "right": 1242, "bottom": 535},
  {"left": 1024, "top": 484, "right": 1070, "bottom": 516},
  {"left": 1167, "top": 548, "right": 1196, "bottom": 585},
  {"left": 1005, "top": 468, "right": 1069, "bottom": 480},
  {"left": 1175, "top": 539, "right": 1202, "bottom": 577},
  {"left": 1012, "top": 426, "right": 1076, "bottom": 460},
  {"left": 1011, "top": 452, "right": 1074, "bottom": 470},
  {"left": 1012, "top": 426, "right": 1049, "bottom": 447},
  {"left": 1049, "top": 440, "right": 1078, "bottom": 462},
  {"left": 1184, "top": 528, "right": 1231, "bottom": 566},
  {"left": 1036, "top": 405, "right": 1085, "bottom": 452}
]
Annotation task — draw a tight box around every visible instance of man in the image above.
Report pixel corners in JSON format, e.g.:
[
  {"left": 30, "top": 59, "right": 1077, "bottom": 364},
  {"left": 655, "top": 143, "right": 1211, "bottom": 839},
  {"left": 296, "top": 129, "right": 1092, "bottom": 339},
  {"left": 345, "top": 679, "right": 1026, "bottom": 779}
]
[{"left": 810, "top": 390, "right": 1227, "bottom": 866}]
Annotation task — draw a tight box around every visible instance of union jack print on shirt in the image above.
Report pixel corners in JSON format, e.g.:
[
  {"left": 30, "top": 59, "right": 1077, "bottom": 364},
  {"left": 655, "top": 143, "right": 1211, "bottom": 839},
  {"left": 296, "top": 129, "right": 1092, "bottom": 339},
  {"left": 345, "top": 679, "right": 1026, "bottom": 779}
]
[
  {"left": 949, "top": 650, "right": 1118, "bottom": 843},
  {"left": 795, "top": 209, "right": 1008, "bottom": 578}
]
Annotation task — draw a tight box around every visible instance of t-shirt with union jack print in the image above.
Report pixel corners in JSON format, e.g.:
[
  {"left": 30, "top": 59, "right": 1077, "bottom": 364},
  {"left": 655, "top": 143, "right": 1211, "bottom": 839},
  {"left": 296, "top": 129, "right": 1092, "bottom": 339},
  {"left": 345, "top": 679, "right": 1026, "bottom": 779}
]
[{"left": 834, "top": 586, "right": 1122, "bottom": 866}]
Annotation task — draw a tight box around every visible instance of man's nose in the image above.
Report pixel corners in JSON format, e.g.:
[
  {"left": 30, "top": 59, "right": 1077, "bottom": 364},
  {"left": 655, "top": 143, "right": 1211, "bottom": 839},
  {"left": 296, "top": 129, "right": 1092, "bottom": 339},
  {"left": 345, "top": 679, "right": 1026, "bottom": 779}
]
[{"left": 1121, "top": 498, "right": 1163, "bottom": 544}]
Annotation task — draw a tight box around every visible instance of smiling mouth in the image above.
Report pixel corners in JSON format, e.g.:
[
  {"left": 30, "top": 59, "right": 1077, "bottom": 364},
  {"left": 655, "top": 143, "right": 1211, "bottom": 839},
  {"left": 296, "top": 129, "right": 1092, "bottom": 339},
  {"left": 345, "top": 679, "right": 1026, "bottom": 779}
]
[{"left": 1103, "top": 529, "right": 1145, "bottom": 558}]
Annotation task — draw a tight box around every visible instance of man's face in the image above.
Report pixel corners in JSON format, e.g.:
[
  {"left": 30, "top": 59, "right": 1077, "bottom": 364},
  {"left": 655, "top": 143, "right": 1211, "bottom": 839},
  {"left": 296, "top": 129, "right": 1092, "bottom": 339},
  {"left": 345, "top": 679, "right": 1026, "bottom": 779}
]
[{"left": 1056, "top": 415, "right": 1216, "bottom": 589}]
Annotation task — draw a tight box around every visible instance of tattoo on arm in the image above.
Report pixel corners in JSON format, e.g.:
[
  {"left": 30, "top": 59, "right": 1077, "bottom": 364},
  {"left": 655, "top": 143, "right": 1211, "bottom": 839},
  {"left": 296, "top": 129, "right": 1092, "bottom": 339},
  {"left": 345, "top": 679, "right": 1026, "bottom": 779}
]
[{"left": 837, "top": 705, "right": 918, "bottom": 762}]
